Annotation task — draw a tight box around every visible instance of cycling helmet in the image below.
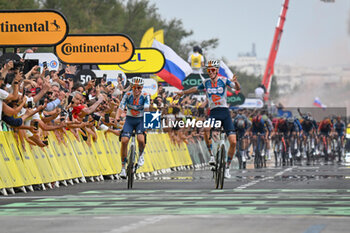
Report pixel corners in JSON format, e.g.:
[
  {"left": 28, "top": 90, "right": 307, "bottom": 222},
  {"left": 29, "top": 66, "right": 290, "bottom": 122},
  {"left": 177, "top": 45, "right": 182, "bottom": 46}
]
[
  {"left": 130, "top": 76, "right": 144, "bottom": 86},
  {"left": 253, "top": 115, "right": 262, "bottom": 123},
  {"left": 303, "top": 115, "right": 310, "bottom": 121},
  {"left": 325, "top": 118, "right": 331, "bottom": 124},
  {"left": 206, "top": 60, "right": 220, "bottom": 69},
  {"left": 236, "top": 119, "right": 245, "bottom": 129},
  {"left": 287, "top": 117, "right": 294, "bottom": 124},
  {"left": 279, "top": 117, "right": 286, "bottom": 124}
]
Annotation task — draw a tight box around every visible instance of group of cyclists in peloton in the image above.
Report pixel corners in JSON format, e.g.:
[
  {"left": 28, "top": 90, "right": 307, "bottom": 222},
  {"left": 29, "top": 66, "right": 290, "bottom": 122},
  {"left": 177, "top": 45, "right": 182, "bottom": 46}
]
[
  {"left": 231, "top": 109, "right": 347, "bottom": 170},
  {"left": 116, "top": 59, "right": 346, "bottom": 181}
]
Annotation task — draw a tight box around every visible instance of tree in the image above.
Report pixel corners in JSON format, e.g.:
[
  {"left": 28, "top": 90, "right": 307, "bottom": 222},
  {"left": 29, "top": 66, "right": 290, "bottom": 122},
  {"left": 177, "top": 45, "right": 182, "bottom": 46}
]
[
  {"left": 0, "top": 0, "right": 38, "bottom": 9},
  {"left": 229, "top": 67, "right": 279, "bottom": 100}
]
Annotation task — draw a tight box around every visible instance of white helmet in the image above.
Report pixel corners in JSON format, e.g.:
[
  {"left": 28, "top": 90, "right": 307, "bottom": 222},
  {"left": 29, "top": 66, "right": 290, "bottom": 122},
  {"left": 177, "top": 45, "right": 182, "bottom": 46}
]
[
  {"left": 130, "top": 76, "right": 144, "bottom": 86},
  {"left": 206, "top": 60, "right": 220, "bottom": 69}
]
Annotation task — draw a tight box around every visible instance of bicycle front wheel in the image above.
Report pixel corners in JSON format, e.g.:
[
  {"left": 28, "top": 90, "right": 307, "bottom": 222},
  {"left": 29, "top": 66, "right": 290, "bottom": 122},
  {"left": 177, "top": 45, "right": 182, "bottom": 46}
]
[
  {"left": 219, "top": 144, "right": 226, "bottom": 189},
  {"left": 127, "top": 144, "right": 135, "bottom": 189}
]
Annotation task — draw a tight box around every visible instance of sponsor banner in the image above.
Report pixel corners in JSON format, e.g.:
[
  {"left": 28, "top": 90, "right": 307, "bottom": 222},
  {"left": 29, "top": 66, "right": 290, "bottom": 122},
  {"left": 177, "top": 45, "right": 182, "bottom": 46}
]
[
  {"left": 75, "top": 69, "right": 97, "bottom": 85},
  {"left": 239, "top": 98, "right": 264, "bottom": 109},
  {"left": 182, "top": 73, "right": 206, "bottom": 90},
  {"left": 98, "top": 48, "right": 165, "bottom": 74},
  {"left": 143, "top": 78, "right": 158, "bottom": 96},
  {"left": 55, "top": 34, "right": 134, "bottom": 64},
  {"left": 227, "top": 92, "right": 245, "bottom": 106},
  {"left": 0, "top": 10, "right": 68, "bottom": 47}
]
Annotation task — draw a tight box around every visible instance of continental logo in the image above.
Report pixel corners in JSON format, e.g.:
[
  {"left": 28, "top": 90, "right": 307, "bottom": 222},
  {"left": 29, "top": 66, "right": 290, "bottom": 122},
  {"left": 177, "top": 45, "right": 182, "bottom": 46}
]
[
  {"left": 55, "top": 34, "right": 135, "bottom": 64},
  {"left": 98, "top": 48, "right": 165, "bottom": 73},
  {"left": 0, "top": 10, "right": 68, "bottom": 47},
  {"left": 61, "top": 43, "right": 128, "bottom": 55}
]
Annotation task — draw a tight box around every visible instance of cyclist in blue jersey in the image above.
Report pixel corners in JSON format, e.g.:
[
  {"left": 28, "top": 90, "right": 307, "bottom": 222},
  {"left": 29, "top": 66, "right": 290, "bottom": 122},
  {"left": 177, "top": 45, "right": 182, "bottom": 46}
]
[
  {"left": 115, "top": 77, "right": 150, "bottom": 178},
  {"left": 234, "top": 109, "right": 251, "bottom": 161},
  {"left": 176, "top": 60, "right": 241, "bottom": 178},
  {"left": 333, "top": 116, "right": 346, "bottom": 154}
]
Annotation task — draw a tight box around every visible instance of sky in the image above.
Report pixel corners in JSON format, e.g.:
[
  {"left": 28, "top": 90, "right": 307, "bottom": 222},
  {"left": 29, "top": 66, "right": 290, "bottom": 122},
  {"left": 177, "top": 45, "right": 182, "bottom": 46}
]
[{"left": 148, "top": 0, "right": 350, "bottom": 68}]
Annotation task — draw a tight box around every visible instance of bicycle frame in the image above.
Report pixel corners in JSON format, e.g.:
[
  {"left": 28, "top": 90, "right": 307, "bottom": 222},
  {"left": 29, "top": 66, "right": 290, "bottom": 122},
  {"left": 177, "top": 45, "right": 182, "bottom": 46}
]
[
  {"left": 212, "top": 129, "right": 227, "bottom": 189},
  {"left": 127, "top": 132, "right": 138, "bottom": 189},
  {"left": 236, "top": 133, "right": 247, "bottom": 170},
  {"left": 254, "top": 133, "right": 266, "bottom": 169}
]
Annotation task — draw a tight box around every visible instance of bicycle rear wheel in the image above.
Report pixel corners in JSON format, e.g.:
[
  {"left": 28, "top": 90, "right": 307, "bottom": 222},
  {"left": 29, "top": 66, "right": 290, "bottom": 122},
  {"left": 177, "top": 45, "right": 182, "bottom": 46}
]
[{"left": 127, "top": 144, "right": 135, "bottom": 189}]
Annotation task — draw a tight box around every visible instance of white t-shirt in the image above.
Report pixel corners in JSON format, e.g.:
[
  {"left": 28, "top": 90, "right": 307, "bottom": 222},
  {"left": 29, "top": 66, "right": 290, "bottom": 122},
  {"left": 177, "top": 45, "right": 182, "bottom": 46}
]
[
  {"left": 0, "top": 89, "right": 9, "bottom": 121},
  {"left": 255, "top": 87, "right": 265, "bottom": 100}
]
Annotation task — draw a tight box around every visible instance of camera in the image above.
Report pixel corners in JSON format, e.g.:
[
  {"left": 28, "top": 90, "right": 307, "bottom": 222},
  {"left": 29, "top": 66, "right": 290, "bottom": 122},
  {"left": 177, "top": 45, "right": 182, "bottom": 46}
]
[
  {"left": 10, "top": 60, "right": 24, "bottom": 72},
  {"left": 27, "top": 101, "right": 33, "bottom": 109},
  {"left": 95, "top": 77, "right": 102, "bottom": 86},
  {"left": 105, "top": 113, "right": 110, "bottom": 123},
  {"left": 43, "top": 61, "right": 47, "bottom": 69},
  {"left": 60, "top": 110, "right": 66, "bottom": 117},
  {"left": 33, "top": 121, "right": 39, "bottom": 130}
]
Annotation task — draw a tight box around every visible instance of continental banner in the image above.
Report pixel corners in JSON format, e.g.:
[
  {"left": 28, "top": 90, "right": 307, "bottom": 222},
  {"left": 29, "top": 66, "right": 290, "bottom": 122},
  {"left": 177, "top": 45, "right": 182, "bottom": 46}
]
[
  {"left": 0, "top": 10, "right": 68, "bottom": 47},
  {"left": 55, "top": 34, "right": 135, "bottom": 64}
]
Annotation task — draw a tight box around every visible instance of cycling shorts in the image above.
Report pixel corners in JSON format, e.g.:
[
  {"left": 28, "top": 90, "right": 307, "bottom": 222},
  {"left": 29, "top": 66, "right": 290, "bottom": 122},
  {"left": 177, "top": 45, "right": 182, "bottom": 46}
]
[
  {"left": 335, "top": 130, "right": 344, "bottom": 137},
  {"left": 252, "top": 127, "right": 265, "bottom": 135},
  {"left": 319, "top": 130, "right": 331, "bottom": 137},
  {"left": 121, "top": 116, "right": 145, "bottom": 138},
  {"left": 208, "top": 107, "right": 235, "bottom": 136}
]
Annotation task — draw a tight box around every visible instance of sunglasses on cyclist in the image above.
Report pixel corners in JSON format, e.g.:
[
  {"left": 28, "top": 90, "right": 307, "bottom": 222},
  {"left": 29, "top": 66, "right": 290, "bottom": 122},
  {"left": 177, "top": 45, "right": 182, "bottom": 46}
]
[
  {"left": 207, "top": 68, "right": 217, "bottom": 73},
  {"left": 133, "top": 86, "right": 143, "bottom": 90}
]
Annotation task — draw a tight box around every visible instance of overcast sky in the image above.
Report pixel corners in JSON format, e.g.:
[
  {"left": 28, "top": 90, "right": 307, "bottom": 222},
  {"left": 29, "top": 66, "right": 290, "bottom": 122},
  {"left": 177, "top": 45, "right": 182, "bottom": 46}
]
[{"left": 148, "top": 0, "right": 350, "bottom": 68}]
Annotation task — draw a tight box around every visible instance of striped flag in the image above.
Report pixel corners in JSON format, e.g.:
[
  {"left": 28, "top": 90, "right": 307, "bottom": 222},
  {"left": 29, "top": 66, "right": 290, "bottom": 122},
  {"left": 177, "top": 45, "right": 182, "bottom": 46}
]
[
  {"left": 313, "top": 97, "right": 327, "bottom": 109},
  {"left": 152, "top": 39, "right": 192, "bottom": 90}
]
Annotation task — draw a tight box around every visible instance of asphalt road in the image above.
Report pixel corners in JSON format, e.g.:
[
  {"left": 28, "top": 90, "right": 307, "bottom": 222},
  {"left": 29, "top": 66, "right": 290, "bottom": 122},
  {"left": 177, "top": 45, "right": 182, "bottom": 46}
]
[{"left": 1, "top": 159, "right": 350, "bottom": 233}]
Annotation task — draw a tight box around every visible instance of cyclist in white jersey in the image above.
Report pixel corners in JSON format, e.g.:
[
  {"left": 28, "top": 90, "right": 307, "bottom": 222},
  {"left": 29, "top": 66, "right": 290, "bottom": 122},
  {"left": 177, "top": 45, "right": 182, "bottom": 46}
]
[{"left": 176, "top": 60, "right": 240, "bottom": 178}]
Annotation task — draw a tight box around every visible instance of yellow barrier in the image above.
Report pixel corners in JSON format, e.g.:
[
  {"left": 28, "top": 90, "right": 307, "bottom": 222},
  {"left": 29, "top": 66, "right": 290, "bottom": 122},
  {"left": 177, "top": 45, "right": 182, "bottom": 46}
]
[{"left": 0, "top": 131, "right": 193, "bottom": 191}]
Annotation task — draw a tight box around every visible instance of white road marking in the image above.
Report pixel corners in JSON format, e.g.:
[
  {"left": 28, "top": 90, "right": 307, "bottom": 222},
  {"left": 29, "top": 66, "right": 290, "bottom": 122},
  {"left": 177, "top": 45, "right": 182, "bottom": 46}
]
[
  {"left": 234, "top": 167, "right": 293, "bottom": 190},
  {"left": 105, "top": 216, "right": 169, "bottom": 233}
]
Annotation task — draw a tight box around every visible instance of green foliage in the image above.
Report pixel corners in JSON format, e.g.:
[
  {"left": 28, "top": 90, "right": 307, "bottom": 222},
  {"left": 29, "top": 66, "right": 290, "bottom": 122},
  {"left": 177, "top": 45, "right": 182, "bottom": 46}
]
[
  {"left": 269, "top": 75, "right": 279, "bottom": 99},
  {"left": 229, "top": 67, "right": 279, "bottom": 100},
  {"left": 230, "top": 68, "right": 260, "bottom": 96},
  {"left": 0, "top": 0, "right": 39, "bottom": 9}
]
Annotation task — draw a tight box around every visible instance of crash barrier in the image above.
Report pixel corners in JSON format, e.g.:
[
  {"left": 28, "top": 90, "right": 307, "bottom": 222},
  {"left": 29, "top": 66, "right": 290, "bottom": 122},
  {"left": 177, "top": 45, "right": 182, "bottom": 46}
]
[
  {"left": 0, "top": 131, "right": 193, "bottom": 193},
  {"left": 186, "top": 137, "right": 211, "bottom": 168}
]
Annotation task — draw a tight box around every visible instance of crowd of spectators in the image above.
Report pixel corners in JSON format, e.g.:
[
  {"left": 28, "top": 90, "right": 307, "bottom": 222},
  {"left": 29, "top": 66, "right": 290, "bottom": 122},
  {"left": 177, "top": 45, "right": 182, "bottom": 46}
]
[
  {"left": 0, "top": 50, "right": 218, "bottom": 150},
  {"left": 0, "top": 53, "right": 129, "bottom": 149}
]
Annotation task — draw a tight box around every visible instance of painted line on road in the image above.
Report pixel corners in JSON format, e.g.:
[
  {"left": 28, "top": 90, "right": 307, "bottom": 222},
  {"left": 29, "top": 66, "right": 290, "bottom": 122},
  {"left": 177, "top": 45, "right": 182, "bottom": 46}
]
[
  {"left": 303, "top": 224, "right": 326, "bottom": 233},
  {"left": 104, "top": 216, "right": 169, "bottom": 233},
  {"left": 234, "top": 167, "right": 293, "bottom": 190}
]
